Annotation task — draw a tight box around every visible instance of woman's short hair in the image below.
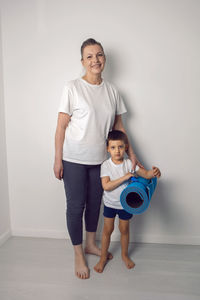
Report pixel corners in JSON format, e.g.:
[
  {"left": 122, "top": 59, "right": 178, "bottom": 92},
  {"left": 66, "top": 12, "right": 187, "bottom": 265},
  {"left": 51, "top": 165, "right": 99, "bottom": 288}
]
[
  {"left": 107, "top": 130, "right": 129, "bottom": 146},
  {"left": 81, "top": 38, "right": 104, "bottom": 59}
]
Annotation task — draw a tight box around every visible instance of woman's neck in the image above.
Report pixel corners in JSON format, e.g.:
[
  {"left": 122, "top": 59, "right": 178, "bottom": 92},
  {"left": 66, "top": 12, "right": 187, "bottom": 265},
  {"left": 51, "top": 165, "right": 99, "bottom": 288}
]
[{"left": 82, "top": 74, "right": 102, "bottom": 85}]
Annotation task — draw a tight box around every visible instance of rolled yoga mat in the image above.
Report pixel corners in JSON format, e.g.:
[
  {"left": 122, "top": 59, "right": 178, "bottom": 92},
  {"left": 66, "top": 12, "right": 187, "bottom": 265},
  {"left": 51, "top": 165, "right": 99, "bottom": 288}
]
[{"left": 120, "top": 176, "right": 157, "bottom": 215}]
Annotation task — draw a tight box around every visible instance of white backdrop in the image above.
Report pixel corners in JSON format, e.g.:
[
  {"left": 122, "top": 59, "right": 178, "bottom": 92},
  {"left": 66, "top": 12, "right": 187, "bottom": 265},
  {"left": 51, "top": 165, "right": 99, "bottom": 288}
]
[
  {"left": 1, "top": 0, "right": 200, "bottom": 244},
  {"left": 0, "top": 15, "right": 10, "bottom": 246}
]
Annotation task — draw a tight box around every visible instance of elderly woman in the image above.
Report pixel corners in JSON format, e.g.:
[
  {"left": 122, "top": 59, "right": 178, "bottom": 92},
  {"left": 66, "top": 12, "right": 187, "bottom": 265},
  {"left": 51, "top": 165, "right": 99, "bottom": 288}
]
[{"left": 54, "top": 38, "right": 139, "bottom": 279}]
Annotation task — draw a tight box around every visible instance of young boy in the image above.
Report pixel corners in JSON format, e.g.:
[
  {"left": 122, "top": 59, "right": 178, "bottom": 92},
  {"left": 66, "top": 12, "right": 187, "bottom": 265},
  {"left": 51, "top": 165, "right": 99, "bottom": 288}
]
[{"left": 94, "top": 130, "right": 161, "bottom": 273}]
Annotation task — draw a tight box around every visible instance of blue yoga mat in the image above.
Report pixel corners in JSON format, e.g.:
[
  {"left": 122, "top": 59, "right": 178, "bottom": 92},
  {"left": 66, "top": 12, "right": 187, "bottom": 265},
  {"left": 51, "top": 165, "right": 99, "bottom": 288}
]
[{"left": 120, "top": 176, "right": 157, "bottom": 215}]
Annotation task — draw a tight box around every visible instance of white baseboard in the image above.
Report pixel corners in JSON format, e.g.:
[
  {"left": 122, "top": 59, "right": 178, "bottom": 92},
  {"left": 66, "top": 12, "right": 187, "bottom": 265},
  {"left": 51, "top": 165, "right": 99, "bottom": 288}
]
[
  {"left": 131, "top": 234, "right": 200, "bottom": 245},
  {"left": 11, "top": 228, "right": 200, "bottom": 245},
  {"left": 96, "top": 231, "right": 200, "bottom": 245},
  {"left": 12, "top": 228, "right": 68, "bottom": 239},
  {"left": 0, "top": 230, "right": 11, "bottom": 247}
]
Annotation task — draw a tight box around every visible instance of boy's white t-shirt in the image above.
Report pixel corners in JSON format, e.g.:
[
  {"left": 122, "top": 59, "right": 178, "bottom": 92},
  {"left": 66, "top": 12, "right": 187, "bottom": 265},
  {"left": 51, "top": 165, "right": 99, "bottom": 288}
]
[
  {"left": 101, "top": 158, "right": 139, "bottom": 209},
  {"left": 58, "top": 78, "right": 127, "bottom": 164}
]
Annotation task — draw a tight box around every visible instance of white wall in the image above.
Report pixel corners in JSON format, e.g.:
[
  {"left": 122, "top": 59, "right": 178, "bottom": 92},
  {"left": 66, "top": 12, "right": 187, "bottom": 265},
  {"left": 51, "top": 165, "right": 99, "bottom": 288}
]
[
  {"left": 1, "top": 0, "right": 200, "bottom": 244},
  {"left": 0, "top": 13, "right": 11, "bottom": 246}
]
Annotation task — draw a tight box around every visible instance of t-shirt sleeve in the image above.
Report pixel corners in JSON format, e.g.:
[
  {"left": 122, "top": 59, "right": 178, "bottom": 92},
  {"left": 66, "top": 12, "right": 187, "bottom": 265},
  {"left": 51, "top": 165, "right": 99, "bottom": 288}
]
[
  {"left": 115, "top": 90, "right": 127, "bottom": 115},
  {"left": 100, "top": 161, "right": 110, "bottom": 178},
  {"left": 135, "top": 165, "right": 140, "bottom": 172},
  {"left": 58, "top": 85, "right": 73, "bottom": 116}
]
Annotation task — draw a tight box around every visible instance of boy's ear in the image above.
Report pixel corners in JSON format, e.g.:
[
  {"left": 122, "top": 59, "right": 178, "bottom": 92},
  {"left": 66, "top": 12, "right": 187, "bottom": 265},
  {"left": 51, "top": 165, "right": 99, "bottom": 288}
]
[{"left": 125, "top": 144, "right": 129, "bottom": 151}]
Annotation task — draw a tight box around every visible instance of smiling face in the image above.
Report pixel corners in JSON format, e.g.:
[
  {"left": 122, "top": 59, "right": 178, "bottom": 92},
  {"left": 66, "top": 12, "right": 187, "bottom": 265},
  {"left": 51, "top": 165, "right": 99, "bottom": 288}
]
[
  {"left": 107, "top": 140, "right": 127, "bottom": 164},
  {"left": 81, "top": 44, "right": 106, "bottom": 76}
]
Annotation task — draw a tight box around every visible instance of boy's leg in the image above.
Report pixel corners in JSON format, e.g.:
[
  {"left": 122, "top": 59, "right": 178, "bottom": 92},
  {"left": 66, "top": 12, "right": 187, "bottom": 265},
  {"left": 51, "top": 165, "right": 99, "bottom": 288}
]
[
  {"left": 94, "top": 217, "right": 115, "bottom": 273},
  {"left": 119, "top": 219, "right": 135, "bottom": 269},
  {"left": 85, "top": 231, "right": 113, "bottom": 259}
]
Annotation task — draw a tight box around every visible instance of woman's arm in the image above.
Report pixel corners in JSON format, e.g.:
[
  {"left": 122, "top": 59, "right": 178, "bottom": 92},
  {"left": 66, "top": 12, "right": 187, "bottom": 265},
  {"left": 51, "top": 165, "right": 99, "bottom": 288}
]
[
  {"left": 54, "top": 112, "right": 71, "bottom": 180},
  {"left": 101, "top": 173, "right": 133, "bottom": 191},
  {"left": 112, "top": 115, "right": 142, "bottom": 170}
]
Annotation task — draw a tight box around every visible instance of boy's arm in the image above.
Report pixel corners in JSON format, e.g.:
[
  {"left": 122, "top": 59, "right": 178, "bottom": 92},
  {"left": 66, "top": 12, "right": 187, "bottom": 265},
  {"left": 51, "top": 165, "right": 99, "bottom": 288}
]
[
  {"left": 136, "top": 166, "right": 161, "bottom": 179},
  {"left": 101, "top": 173, "right": 133, "bottom": 192}
]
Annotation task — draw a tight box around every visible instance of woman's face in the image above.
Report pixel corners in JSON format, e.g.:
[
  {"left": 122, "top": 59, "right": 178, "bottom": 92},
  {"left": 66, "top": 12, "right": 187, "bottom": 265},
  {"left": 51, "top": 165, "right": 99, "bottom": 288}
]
[{"left": 81, "top": 44, "right": 106, "bottom": 76}]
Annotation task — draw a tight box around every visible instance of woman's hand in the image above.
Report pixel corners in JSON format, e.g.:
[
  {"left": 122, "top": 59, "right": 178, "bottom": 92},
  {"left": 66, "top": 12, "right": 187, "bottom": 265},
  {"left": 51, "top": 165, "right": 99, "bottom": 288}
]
[
  {"left": 54, "top": 159, "right": 63, "bottom": 180},
  {"left": 54, "top": 112, "right": 70, "bottom": 180},
  {"left": 131, "top": 155, "right": 144, "bottom": 171}
]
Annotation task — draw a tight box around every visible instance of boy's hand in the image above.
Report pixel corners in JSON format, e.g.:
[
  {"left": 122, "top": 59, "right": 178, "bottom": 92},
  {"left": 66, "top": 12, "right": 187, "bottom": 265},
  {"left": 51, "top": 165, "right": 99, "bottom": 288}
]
[
  {"left": 124, "top": 172, "right": 133, "bottom": 181},
  {"left": 152, "top": 166, "right": 161, "bottom": 178}
]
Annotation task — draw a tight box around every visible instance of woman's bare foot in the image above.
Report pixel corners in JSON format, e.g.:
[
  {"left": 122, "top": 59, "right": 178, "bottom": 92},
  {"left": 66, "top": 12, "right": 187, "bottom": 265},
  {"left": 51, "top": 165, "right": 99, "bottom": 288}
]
[
  {"left": 122, "top": 255, "right": 135, "bottom": 269},
  {"left": 85, "top": 232, "right": 113, "bottom": 259},
  {"left": 94, "top": 257, "right": 107, "bottom": 273},
  {"left": 75, "top": 252, "right": 90, "bottom": 279},
  {"left": 85, "top": 245, "right": 113, "bottom": 260}
]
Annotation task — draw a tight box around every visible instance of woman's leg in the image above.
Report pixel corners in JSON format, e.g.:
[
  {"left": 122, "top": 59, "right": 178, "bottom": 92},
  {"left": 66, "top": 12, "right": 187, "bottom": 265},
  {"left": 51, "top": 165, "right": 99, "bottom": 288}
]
[
  {"left": 94, "top": 217, "right": 115, "bottom": 273},
  {"left": 62, "top": 160, "right": 89, "bottom": 279},
  {"left": 74, "top": 245, "right": 89, "bottom": 279},
  {"left": 119, "top": 219, "right": 135, "bottom": 269},
  {"left": 84, "top": 165, "right": 103, "bottom": 255}
]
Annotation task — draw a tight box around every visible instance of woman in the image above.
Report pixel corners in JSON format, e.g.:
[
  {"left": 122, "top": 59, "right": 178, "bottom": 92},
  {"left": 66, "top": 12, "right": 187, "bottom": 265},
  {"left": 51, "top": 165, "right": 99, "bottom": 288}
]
[{"left": 54, "top": 38, "right": 139, "bottom": 279}]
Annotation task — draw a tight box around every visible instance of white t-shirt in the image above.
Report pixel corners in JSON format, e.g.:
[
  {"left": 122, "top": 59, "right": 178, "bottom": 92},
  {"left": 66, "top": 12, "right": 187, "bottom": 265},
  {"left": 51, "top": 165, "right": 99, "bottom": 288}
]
[
  {"left": 101, "top": 158, "right": 139, "bottom": 209},
  {"left": 58, "top": 78, "right": 127, "bottom": 164}
]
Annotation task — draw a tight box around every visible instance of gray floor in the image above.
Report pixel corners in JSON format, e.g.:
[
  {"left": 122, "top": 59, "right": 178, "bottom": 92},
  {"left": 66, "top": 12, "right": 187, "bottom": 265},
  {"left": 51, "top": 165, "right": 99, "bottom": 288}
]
[{"left": 0, "top": 237, "right": 200, "bottom": 300}]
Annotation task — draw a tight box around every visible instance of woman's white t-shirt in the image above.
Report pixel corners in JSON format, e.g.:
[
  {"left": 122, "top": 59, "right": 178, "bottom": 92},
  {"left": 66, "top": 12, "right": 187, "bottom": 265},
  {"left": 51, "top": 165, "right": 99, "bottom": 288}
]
[
  {"left": 58, "top": 78, "right": 127, "bottom": 164},
  {"left": 101, "top": 158, "right": 139, "bottom": 209}
]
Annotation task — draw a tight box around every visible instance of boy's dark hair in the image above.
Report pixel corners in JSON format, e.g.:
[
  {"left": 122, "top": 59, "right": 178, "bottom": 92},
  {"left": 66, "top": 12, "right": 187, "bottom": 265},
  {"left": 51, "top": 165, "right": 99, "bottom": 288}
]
[
  {"left": 107, "top": 130, "right": 129, "bottom": 146},
  {"left": 81, "top": 38, "right": 104, "bottom": 59}
]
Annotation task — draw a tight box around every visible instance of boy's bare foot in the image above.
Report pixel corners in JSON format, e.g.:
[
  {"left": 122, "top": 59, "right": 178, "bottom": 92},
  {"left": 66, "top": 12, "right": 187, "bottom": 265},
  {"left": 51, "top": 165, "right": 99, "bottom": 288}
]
[
  {"left": 85, "top": 245, "right": 113, "bottom": 260},
  {"left": 94, "top": 257, "right": 108, "bottom": 273},
  {"left": 122, "top": 255, "right": 135, "bottom": 269},
  {"left": 75, "top": 253, "right": 90, "bottom": 279}
]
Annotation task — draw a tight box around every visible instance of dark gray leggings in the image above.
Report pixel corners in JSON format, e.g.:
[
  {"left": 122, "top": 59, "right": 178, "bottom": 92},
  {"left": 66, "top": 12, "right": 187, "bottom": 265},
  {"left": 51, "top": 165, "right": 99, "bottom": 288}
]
[{"left": 62, "top": 160, "right": 103, "bottom": 245}]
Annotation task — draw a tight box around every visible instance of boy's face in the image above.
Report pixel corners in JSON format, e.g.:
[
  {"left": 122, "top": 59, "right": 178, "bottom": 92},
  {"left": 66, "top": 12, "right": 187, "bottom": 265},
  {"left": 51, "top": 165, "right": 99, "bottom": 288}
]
[{"left": 107, "top": 140, "right": 127, "bottom": 163}]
